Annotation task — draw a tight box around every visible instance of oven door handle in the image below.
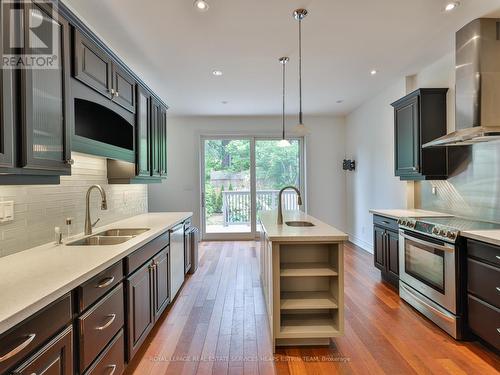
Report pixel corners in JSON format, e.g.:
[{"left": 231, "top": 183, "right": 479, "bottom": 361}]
[{"left": 400, "top": 233, "right": 454, "bottom": 252}]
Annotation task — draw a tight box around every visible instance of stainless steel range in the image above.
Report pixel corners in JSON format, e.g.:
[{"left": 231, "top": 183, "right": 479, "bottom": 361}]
[{"left": 397, "top": 217, "right": 500, "bottom": 339}]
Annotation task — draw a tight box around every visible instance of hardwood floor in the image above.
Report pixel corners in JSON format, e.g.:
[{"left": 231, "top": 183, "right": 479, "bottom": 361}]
[{"left": 125, "top": 241, "right": 499, "bottom": 375}]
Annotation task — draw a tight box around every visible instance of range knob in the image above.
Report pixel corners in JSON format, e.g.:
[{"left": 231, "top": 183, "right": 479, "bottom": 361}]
[
  {"left": 432, "top": 227, "right": 439, "bottom": 235},
  {"left": 439, "top": 229, "right": 447, "bottom": 236},
  {"left": 408, "top": 221, "right": 415, "bottom": 228},
  {"left": 447, "top": 231, "right": 457, "bottom": 240},
  {"left": 397, "top": 219, "right": 402, "bottom": 225}
]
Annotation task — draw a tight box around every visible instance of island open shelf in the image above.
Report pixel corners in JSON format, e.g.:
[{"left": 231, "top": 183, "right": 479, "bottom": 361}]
[{"left": 258, "top": 211, "right": 347, "bottom": 350}]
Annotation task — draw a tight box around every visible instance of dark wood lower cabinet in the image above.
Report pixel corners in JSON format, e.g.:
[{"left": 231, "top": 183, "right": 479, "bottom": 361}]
[
  {"left": 2, "top": 219, "right": 190, "bottom": 374},
  {"left": 12, "top": 326, "right": 73, "bottom": 375},
  {"left": 83, "top": 330, "right": 125, "bottom": 375},
  {"left": 153, "top": 248, "right": 170, "bottom": 320},
  {"left": 126, "top": 261, "right": 154, "bottom": 361},
  {"left": 466, "top": 238, "right": 500, "bottom": 350},
  {"left": 373, "top": 216, "right": 399, "bottom": 288},
  {"left": 373, "top": 226, "right": 386, "bottom": 271},
  {"left": 386, "top": 230, "right": 399, "bottom": 279}
]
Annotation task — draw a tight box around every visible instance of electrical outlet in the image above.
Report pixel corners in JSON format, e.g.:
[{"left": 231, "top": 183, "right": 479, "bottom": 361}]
[{"left": 0, "top": 201, "right": 14, "bottom": 223}]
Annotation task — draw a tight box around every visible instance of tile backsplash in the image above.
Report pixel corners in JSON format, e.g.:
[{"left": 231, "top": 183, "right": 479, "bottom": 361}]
[
  {"left": 420, "top": 142, "right": 500, "bottom": 224},
  {"left": 0, "top": 153, "right": 148, "bottom": 257}
]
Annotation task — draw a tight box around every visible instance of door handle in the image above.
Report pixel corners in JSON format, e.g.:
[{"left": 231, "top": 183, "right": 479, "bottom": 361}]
[
  {"left": 96, "top": 276, "right": 115, "bottom": 288},
  {"left": 107, "top": 364, "right": 117, "bottom": 375},
  {"left": 95, "top": 314, "right": 116, "bottom": 331},
  {"left": 0, "top": 334, "right": 36, "bottom": 362}
]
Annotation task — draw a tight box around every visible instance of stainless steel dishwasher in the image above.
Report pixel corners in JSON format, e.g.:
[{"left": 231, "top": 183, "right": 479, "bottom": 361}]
[{"left": 169, "top": 223, "right": 185, "bottom": 299}]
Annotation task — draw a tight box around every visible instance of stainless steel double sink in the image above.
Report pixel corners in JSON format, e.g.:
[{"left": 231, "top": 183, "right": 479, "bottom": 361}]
[{"left": 67, "top": 228, "right": 150, "bottom": 246}]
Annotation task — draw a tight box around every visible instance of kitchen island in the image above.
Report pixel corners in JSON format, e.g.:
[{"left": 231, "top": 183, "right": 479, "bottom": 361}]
[{"left": 259, "top": 211, "right": 348, "bottom": 350}]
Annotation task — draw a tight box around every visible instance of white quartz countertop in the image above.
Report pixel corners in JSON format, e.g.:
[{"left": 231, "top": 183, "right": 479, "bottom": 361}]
[
  {"left": 369, "top": 209, "right": 453, "bottom": 220},
  {"left": 0, "top": 212, "right": 192, "bottom": 335},
  {"left": 260, "top": 211, "right": 348, "bottom": 242},
  {"left": 461, "top": 230, "right": 500, "bottom": 247}
]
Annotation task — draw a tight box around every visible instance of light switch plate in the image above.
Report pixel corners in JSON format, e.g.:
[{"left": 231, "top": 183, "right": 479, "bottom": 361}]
[{"left": 0, "top": 201, "right": 14, "bottom": 223}]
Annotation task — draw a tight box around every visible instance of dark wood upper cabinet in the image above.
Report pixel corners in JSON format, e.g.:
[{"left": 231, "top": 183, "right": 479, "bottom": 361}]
[
  {"left": 391, "top": 88, "right": 448, "bottom": 181},
  {"left": 112, "top": 64, "right": 136, "bottom": 112},
  {"left": 74, "top": 30, "right": 113, "bottom": 99},
  {"left": 19, "top": 0, "right": 71, "bottom": 174},
  {"left": 150, "top": 98, "right": 161, "bottom": 177},
  {"left": 0, "top": 0, "right": 14, "bottom": 169},
  {"left": 136, "top": 85, "right": 151, "bottom": 177}
]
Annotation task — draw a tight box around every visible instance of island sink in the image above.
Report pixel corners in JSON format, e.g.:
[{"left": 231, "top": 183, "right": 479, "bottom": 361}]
[{"left": 285, "top": 221, "right": 315, "bottom": 227}]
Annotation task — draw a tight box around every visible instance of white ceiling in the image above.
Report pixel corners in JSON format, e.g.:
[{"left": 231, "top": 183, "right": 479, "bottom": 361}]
[{"left": 63, "top": 0, "right": 500, "bottom": 116}]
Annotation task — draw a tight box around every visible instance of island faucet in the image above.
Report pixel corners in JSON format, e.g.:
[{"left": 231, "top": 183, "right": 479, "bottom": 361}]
[
  {"left": 85, "top": 184, "right": 108, "bottom": 235},
  {"left": 277, "top": 186, "right": 303, "bottom": 225}
]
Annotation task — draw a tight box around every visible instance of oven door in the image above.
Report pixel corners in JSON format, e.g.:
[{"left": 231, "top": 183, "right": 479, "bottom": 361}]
[{"left": 399, "top": 230, "right": 456, "bottom": 314}]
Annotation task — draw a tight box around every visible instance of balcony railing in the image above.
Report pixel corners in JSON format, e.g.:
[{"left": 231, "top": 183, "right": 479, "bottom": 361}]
[{"left": 222, "top": 190, "right": 298, "bottom": 226}]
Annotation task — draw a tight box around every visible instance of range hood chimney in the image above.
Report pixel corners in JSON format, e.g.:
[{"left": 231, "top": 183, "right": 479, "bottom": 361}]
[{"left": 423, "top": 18, "right": 500, "bottom": 148}]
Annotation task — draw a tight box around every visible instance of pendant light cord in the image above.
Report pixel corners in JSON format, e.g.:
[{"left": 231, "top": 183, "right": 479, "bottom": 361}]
[
  {"left": 298, "top": 18, "right": 303, "bottom": 125},
  {"left": 282, "top": 59, "right": 286, "bottom": 140}
]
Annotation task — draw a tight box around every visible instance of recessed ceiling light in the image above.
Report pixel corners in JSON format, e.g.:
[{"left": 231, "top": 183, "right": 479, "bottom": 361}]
[
  {"left": 336, "top": 100, "right": 344, "bottom": 104},
  {"left": 370, "top": 69, "right": 377, "bottom": 76},
  {"left": 444, "top": 2, "right": 459, "bottom": 11},
  {"left": 221, "top": 101, "right": 228, "bottom": 104},
  {"left": 212, "top": 70, "right": 223, "bottom": 76},
  {"left": 193, "top": 0, "right": 209, "bottom": 12}
]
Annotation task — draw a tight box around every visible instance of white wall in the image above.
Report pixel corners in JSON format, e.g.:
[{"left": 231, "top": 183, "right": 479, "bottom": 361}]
[
  {"left": 344, "top": 80, "right": 408, "bottom": 251},
  {"left": 148, "top": 115, "right": 347, "bottom": 233},
  {"left": 344, "top": 52, "right": 456, "bottom": 252}
]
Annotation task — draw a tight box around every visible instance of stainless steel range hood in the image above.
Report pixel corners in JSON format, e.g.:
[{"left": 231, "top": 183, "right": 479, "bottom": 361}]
[{"left": 423, "top": 18, "right": 500, "bottom": 148}]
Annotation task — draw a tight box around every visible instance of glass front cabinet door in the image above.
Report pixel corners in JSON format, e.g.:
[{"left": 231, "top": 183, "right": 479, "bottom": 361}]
[{"left": 20, "top": 1, "right": 72, "bottom": 174}]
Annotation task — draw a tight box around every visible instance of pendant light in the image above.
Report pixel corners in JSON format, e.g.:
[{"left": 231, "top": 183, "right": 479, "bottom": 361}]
[
  {"left": 293, "top": 8, "right": 309, "bottom": 136},
  {"left": 278, "top": 57, "right": 291, "bottom": 147}
]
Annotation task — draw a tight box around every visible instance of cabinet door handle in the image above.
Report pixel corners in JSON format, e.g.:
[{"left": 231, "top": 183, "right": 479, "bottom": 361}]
[
  {"left": 497, "top": 328, "right": 500, "bottom": 334},
  {"left": 496, "top": 255, "right": 500, "bottom": 260},
  {"left": 111, "top": 88, "right": 116, "bottom": 96},
  {"left": 496, "top": 287, "right": 500, "bottom": 293},
  {"left": 107, "top": 364, "right": 117, "bottom": 375},
  {"left": 0, "top": 333, "right": 36, "bottom": 362},
  {"left": 96, "top": 276, "right": 115, "bottom": 289},
  {"left": 95, "top": 314, "right": 116, "bottom": 331},
  {"left": 382, "top": 220, "right": 390, "bottom": 225}
]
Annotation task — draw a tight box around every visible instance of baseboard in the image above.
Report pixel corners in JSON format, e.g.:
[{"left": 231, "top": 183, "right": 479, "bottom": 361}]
[{"left": 348, "top": 233, "right": 373, "bottom": 254}]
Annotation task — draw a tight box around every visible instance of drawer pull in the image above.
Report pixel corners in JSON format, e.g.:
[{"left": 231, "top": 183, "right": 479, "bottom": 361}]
[
  {"left": 497, "top": 328, "right": 500, "bottom": 334},
  {"left": 382, "top": 220, "right": 391, "bottom": 225},
  {"left": 497, "top": 287, "right": 500, "bottom": 293},
  {"left": 107, "top": 364, "right": 117, "bottom": 375},
  {"left": 96, "top": 314, "right": 116, "bottom": 331},
  {"left": 96, "top": 276, "right": 115, "bottom": 288},
  {"left": 0, "top": 333, "right": 36, "bottom": 362},
  {"left": 496, "top": 255, "right": 500, "bottom": 260}
]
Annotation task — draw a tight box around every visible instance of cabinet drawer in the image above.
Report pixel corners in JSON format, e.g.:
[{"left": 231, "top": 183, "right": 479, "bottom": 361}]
[
  {"left": 125, "top": 231, "right": 169, "bottom": 275},
  {"left": 78, "top": 262, "right": 123, "bottom": 312},
  {"left": 468, "top": 294, "right": 500, "bottom": 350},
  {"left": 12, "top": 326, "right": 73, "bottom": 375},
  {"left": 83, "top": 329, "right": 124, "bottom": 375},
  {"left": 0, "top": 293, "right": 72, "bottom": 374},
  {"left": 468, "top": 258, "right": 500, "bottom": 308},
  {"left": 78, "top": 283, "right": 124, "bottom": 373},
  {"left": 373, "top": 215, "right": 399, "bottom": 232},
  {"left": 467, "top": 239, "right": 500, "bottom": 267}
]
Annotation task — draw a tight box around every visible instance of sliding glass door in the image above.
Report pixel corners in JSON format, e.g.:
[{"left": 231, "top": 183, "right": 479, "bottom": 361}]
[{"left": 201, "top": 136, "right": 304, "bottom": 240}]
